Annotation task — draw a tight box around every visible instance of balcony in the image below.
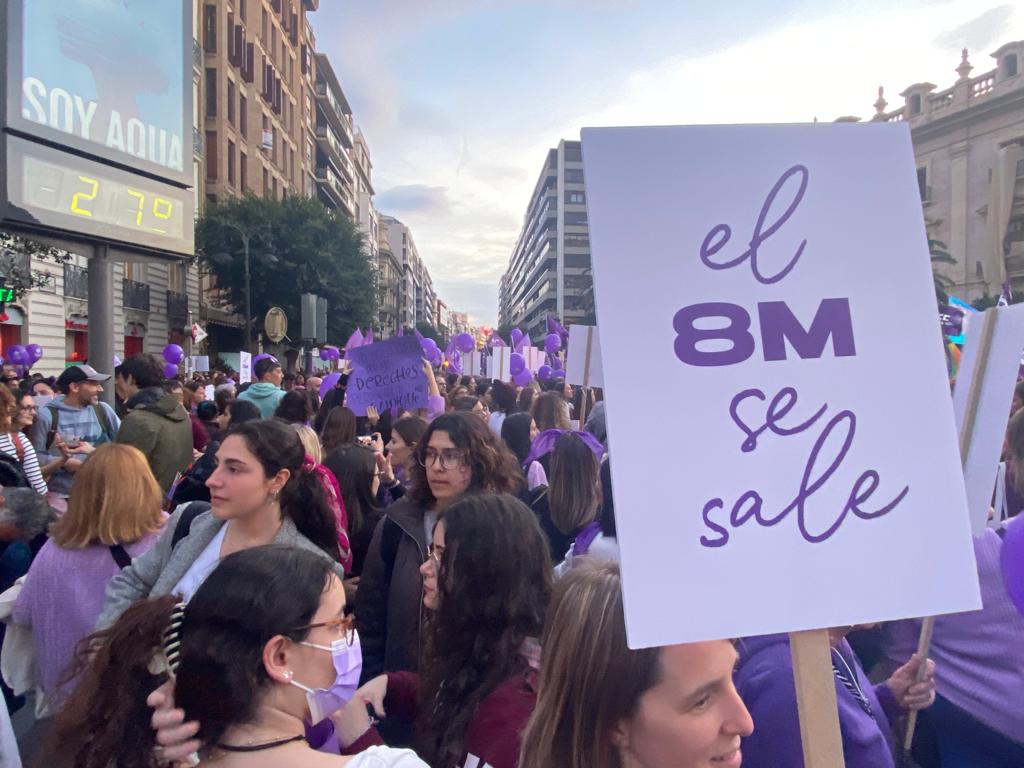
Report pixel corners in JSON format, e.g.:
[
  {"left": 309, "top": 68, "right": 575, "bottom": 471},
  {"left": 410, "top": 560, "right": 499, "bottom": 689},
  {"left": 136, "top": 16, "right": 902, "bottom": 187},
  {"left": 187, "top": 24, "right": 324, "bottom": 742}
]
[
  {"left": 314, "top": 81, "right": 354, "bottom": 147},
  {"left": 123, "top": 279, "right": 150, "bottom": 311},
  {"left": 166, "top": 290, "right": 189, "bottom": 319},
  {"left": 314, "top": 123, "right": 354, "bottom": 180},
  {"left": 63, "top": 264, "right": 88, "bottom": 300},
  {"left": 316, "top": 164, "right": 353, "bottom": 213},
  {"left": 193, "top": 127, "right": 204, "bottom": 159},
  {"left": 193, "top": 39, "right": 202, "bottom": 70}
]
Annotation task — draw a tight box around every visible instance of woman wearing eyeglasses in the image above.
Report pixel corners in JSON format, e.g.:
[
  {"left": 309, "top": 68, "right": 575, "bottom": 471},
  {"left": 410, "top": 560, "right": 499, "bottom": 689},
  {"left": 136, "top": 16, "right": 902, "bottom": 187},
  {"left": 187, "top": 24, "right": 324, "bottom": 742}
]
[
  {"left": 45, "top": 545, "right": 427, "bottom": 768},
  {"left": 0, "top": 387, "right": 49, "bottom": 495},
  {"left": 345, "top": 494, "right": 551, "bottom": 768},
  {"left": 355, "top": 414, "right": 522, "bottom": 686}
]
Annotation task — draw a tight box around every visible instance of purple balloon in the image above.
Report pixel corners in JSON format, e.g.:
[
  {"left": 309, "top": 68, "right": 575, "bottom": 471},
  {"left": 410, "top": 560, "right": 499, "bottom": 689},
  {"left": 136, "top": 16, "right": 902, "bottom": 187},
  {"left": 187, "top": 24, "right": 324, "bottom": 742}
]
[
  {"left": 544, "top": 333, "right": 562, "bottom": 354},
  {"left": 1001, "top": 515, "right": 1024, "bottom": 617},
  {"left": 163, "top": 344, "right": 185, "bottom": 365},
  {"left": 113, "top": 355, "right": 122, "bottom": 368},
  {"left": 538, "top": 365, "right": 553, "bottom": 382},
  {"left": 513, "top": 368, "right": 533, "bottom": 387},
  {"left": 163, "top": 362, "right": 180, "bottom": 378},
  {"left": 454, "top": 332, "right": 475, "bottom": 354},
  {"left": 510, "top": 328, "right": 523, "bottom": 346},
  {"left": 6, "top": 345, "right": 27, "bottom": 366},
  {"left": 25, "top": 343, "right": 43, "bottom": 362},
  {"left": 552, "top": 368, "right": 565, "bottom": 379},
  {"left": 319, "top": 372, "right": 342, "bottom": 399},
  {"left": 319, "top": 348, "right": 331, "bottom": 361},
  {"left": 510, "top": 352, "right": 525, "bottom": 376},
  {"left": 429, "top": 347, "right": 443, "bottom": 367},
  {"left": 252, "top": 353, "right": 272, "bottom": 365},
  {"left": 551, "top": 356, "right": 563, "bottom": 371}
]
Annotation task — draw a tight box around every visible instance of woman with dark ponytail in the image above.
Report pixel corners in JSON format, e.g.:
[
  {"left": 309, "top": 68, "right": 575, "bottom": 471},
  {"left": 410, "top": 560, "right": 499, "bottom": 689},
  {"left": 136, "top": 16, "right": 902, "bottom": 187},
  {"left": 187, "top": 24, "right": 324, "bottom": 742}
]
[
  {"left": 46, "top": 545, "right": 426, "bottom": 768},
  {"left": 97, "top": 419, "right": 346, "bottom": 628}
]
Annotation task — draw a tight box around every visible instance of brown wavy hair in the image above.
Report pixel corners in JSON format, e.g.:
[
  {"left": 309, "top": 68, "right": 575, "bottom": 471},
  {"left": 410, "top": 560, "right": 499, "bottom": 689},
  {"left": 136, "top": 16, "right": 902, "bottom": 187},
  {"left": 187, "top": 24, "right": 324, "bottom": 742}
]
[
  {"left": 407, "top": 413, "right": 522, "bottom": 505},
  {"left": 532, "top": 391, "right": 571, "bottom": 432},
  {"left": 418, "top": 494, "right": 552, "bottom": 766}
]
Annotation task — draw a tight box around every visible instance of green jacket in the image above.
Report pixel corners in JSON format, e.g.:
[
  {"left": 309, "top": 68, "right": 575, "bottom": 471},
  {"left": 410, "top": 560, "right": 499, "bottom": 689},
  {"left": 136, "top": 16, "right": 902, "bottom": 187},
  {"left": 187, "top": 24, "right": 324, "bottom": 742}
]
[{"left": 116, "top": 392, "right": 194, "bottom": 493}]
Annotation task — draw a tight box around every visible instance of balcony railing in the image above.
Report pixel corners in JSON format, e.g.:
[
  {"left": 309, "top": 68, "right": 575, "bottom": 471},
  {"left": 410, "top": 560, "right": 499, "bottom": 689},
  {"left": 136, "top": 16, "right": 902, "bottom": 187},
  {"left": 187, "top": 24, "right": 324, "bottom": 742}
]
[
  {"left": 123, "top": 279, "right": 150, "bottom": 311},
  {"left": 64, "top": 264, "right": 88, "bottom": 300},
  {"left": 193, "top": 127, "right": 204, "bottom": 159},
  {"left": 167, "top": 290, "right": 189, "bottom": 319}
]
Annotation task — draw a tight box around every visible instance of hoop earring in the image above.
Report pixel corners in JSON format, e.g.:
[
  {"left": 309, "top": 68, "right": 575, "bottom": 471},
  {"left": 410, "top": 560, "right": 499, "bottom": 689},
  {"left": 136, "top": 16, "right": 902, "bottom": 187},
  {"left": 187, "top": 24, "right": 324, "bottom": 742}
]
[{"left": 268, "top": 490, "right": 280, "bottom": 503}]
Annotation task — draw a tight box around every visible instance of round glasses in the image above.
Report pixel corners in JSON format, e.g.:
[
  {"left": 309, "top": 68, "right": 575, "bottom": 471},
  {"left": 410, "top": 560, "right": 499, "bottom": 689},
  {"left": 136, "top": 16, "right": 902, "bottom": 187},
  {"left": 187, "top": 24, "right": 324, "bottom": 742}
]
[
  {"left": 418, "top": 448, "right": 465, "bottom": 470},
  {"left": 292, "top": 612, "right": 357, "bottom": 646}
]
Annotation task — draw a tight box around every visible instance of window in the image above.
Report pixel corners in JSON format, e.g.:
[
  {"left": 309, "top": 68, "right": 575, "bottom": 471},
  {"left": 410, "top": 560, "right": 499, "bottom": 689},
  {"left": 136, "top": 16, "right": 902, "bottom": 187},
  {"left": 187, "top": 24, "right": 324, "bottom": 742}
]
[
  {"left": 261, "top": 7, "right": 268, "bottom": 43},
  {"left": 228, "top": 140, "right": 236, "bottom": 185},
  {"left": 240, "top": 94, "right": 247, "bottom": 134},
  {"left": 205, "top": 131, "right": 217, "bottom": 180},
  {"left": 564, "top": 169, "right": 584, "bottom": 183},
  {"left": 563, "top": 144, "right": 583, "bottom": 162},
  {"left": 227, "top": 80, "right": 236, "bottom": 125},
  {"left": 168, "top": 263, "right": 185, "bottom": 293},
  {"left": 203, "top": 4, "right": 217, "bottom": 52},
  {"left": 908, "top": 94, "right": 921, "bottom": 116},
  {"left": 263, "top": 167, "right": 269, "bottom": 194},
  {"left": 1004, "top": 54, "right": 1019, "bottom": 78},
  {"left": 564, "top": 211, "right": 588, "bottom": 226},
  {"left": 240, "top": 150, "right": 248, "bottom": 191},
  {"left": 239, "top": 0, "right": 245, "bottom": 21},
  {"left": 272, "top": 176, "right": 278, "bottom": 199},
  {"left": 917, "top": 167, "right": 928, "bottom": 201},
  {"left": 564, "top": 233, "right": 590, "bottom": 246},
  {"left": 205, "top": 68, "right": 217, "bottom": 117},
  {"left": 565, "top": 191, "right": 586, "bottom": 205}
]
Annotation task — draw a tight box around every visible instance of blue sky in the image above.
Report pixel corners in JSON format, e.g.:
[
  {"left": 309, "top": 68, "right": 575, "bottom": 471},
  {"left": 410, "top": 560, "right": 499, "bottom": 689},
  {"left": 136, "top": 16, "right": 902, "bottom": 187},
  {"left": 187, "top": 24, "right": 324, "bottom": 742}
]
[{"left": 311, "top": 0, "right": 1018, "bottom": 325}]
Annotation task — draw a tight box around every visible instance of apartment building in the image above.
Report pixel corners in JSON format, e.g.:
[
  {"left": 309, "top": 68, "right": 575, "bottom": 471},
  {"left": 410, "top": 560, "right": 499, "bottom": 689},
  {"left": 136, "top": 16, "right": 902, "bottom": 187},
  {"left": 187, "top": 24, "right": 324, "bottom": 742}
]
[
  {"left": 353, "top": 130, "right": 379, "bottom": 261},
  {"left": 859, "top": 41, "right": 1024, "bottom": 300},
  {"left": 312, "top": 53, "right": 357, "bottom": 217},
  {"left": 376, "top": 218, "right": 402, "bottom": 338},
  {"left": 381, "top": 215, "right": 418, "bottom": 331},
  {"left": 498, "top": 140, "right": 594, "bottom": 339}
]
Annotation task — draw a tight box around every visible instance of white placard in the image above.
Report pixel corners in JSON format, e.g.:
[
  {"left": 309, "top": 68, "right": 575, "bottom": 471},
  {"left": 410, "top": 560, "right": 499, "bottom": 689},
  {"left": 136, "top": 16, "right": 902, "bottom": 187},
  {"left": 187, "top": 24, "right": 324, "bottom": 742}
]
[
  {"left": 462, "top": 351, "right": 483, "bottom": 377},
  {"left": 951, "top": 305, "right": 1024, "bottom": 534},
  {"left": 190, "top": 356, "right": 210, "bottom": 373},
  {"left": 491, "top": 347, "right": 512, "bottom": 381},
  {"left": 583, "top": 124, "right": 981, "bottom": 648},
  {"left": 238, "top": 351, "right": 252, "bottom": 384},
  {"left": 204, "top": 384, "right": 215, "bottom": 400},
  {"left": 566, "top": 325, "right": 604, "bottom": 388}
]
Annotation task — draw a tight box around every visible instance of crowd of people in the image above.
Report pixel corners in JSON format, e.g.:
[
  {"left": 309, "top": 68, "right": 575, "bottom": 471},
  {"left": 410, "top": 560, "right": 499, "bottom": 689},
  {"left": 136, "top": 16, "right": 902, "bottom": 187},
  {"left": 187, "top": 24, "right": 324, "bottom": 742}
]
[{"left": 0, "top": 348, "right": 1018, "bottom": 768}]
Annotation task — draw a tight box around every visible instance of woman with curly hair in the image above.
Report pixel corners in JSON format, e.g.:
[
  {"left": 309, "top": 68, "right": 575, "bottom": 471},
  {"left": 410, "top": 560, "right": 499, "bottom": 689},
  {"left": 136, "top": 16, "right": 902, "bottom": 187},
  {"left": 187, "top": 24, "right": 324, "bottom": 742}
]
[
  {"left": 347, "top": 494, "right": 551, "bottom": 768},
  {"left": 355, "top": 414, "right": 522, "bottom": 684}
]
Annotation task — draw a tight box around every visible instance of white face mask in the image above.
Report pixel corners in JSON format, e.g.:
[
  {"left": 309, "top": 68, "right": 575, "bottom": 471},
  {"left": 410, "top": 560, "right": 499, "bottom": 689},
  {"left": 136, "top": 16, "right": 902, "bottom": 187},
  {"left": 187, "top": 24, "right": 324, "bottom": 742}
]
[{"left": 288, "top": 632, "right": 363, "bottom": 724}]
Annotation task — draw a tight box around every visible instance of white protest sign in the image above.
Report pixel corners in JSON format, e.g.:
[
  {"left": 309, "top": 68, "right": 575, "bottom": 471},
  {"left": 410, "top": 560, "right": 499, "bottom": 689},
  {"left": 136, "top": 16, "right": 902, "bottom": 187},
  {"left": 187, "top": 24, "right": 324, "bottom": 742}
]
[
  {"left": 566, "top": 325, "right": 604, "bottom": 388},
  {"left": 204, "top": 384, "right": 215, "bottom": 401},
  {"left": 238, "top": 351, "right": 252, "bottom": 384},
  {"left": 190, "top": 356, "right": 210, "bottom": 373},
  {"left": 950, "top": 304, "right": 1024, "bottom": 534},
  {"left": 462, "top": 351, "right": 483, "bottom": 377},
  {"left": 518, "top": 346, "right": 544, "bottom": 373},
  {"left": 491, "top": 347, "right": 512, "bottom": 381},
  {"left": 583, "top": 124, "right": 981, "bottom": 647}
]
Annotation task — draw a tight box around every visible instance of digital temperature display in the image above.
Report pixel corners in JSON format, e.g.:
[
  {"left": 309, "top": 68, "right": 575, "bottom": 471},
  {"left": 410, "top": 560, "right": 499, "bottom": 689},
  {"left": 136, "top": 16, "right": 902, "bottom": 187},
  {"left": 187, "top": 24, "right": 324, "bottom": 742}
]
[{"left": 1, "top": 134, "right": 193, "bottom": 256}]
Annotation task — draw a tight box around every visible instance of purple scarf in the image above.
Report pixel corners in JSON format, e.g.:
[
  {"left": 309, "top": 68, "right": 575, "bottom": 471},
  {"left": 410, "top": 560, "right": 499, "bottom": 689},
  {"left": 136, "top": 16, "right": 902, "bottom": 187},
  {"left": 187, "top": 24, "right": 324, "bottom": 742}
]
[{"left": 523, "top": 428, "right": 605, "bottom": 469}]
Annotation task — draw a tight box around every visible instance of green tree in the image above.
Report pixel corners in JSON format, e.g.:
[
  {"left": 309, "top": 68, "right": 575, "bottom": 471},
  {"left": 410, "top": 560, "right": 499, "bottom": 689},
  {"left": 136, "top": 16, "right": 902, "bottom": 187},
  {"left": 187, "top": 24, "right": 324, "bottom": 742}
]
[
  {"left": 929, "top": 238, "right": 956, "bottom": 304},
  {"left": 416, "top": 321, "right": 441, "bottom": 344},
  {"left": 0, "top": 230, "right": 73, "bottom": 297},
  {"left": 195, "top": 195, "right": 376, "bottom": 346}
]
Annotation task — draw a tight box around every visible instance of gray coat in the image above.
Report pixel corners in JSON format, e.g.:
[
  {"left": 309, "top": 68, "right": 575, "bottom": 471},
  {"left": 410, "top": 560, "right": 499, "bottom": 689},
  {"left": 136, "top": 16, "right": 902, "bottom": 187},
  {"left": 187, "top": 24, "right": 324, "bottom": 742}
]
[{"left": 97, "top": 504, "right": 345, "bottom": 629}]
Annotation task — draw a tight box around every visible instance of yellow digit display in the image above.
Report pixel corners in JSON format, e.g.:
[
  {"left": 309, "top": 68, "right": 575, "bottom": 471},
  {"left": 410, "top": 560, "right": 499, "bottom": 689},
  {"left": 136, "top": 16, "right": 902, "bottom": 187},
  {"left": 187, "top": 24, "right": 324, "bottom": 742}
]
[
  {"left": 152, "top": 197, "right": 174, "bottom": 234},
  {"left": 127, "top": 189, "right": 146, "bottom": 225},
  {"left": 70, "top": 176, "right": 98, "bottom": 217}
]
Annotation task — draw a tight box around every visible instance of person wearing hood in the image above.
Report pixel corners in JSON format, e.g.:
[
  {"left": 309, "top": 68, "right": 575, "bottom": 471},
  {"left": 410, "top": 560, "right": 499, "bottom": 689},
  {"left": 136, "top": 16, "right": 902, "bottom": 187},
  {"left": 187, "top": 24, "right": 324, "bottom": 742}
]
[
  {"left": 28, "top": 365, "right": 121, "bottom": 499},
  {"left": 235, "top": 357, "right": 286, "bottom": 419},
  {"left": 735, "top": 630, "right": 937, "bottom": 768},
  {"left": 116, "top": 374, "right": 194, "bottom": 494}
]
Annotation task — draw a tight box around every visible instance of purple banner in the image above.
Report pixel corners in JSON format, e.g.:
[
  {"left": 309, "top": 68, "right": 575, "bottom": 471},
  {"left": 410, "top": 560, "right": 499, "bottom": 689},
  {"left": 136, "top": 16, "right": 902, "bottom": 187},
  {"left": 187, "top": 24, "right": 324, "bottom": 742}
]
[
  {"left": 345, "top": 336, "right": 429, "bottom": 417},
  {"left": 939, "top": 304, "right": 964, "bottom": 338}
]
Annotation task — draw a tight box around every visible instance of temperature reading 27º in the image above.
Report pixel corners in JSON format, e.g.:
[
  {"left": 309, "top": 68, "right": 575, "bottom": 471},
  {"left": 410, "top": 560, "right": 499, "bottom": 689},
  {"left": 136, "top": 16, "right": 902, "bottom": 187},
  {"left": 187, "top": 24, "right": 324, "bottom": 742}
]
[{"left": 68, "top": 176, "right": 176, "bottom": 235}]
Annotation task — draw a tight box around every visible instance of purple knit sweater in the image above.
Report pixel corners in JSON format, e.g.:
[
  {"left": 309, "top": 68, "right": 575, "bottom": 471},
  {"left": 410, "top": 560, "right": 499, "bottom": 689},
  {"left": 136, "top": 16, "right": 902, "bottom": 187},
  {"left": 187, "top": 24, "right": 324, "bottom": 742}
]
[{"left": 12, "top": 533, "right": 160, "bottom": 705}]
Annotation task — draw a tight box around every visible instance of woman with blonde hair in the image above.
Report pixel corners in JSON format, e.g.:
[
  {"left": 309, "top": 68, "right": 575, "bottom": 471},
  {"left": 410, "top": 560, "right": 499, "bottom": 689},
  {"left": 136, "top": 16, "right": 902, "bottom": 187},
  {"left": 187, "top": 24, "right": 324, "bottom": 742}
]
[{"left": 12, "top": 444, "right": 165, "bottom": 708}]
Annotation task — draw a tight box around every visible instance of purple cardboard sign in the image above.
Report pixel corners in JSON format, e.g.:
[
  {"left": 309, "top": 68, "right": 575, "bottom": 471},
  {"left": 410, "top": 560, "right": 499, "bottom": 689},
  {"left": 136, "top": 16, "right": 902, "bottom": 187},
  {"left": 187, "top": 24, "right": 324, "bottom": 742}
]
[{"left": 345, "top": 336, "right": 428, "bottom": 417}]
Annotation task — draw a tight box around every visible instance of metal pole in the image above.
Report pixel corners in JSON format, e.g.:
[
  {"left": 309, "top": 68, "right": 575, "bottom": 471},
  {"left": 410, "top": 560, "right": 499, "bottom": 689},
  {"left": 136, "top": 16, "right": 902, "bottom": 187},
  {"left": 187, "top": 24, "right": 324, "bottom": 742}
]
[
  {"left": 87, "top": 243, "right": 115, "bottom": 407},
  {"left": 242, "top": 233, "right": 252, "bottom": 355}
]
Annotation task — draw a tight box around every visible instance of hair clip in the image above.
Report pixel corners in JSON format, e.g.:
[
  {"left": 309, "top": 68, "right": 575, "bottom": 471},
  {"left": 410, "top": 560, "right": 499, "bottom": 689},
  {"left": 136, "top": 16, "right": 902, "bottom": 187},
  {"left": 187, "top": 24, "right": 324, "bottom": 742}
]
[{"left": 154, "top": 601, "right": 187, "bottom": 678}]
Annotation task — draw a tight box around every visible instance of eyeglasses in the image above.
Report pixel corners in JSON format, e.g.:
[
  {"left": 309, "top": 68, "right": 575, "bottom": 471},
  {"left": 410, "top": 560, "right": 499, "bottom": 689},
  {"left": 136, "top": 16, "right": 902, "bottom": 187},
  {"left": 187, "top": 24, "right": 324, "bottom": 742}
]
[
  {"left": 426, "top": 542, "right": 446, "bottom": 568},
  {"left": 291, "top": 612, "right": 357, "bottom": 646},
  {"left": 418, "top": 448, "right": 465, "bottom": 470},
  {"left": 17, "top": 405, "right": 37, "bottom": 412}
]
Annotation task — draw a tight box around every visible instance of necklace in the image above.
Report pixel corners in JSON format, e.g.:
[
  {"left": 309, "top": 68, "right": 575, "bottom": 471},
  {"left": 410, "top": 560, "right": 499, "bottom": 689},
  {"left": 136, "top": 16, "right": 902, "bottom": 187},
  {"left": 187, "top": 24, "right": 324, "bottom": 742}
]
[{"left": 215, "top": 734, "right": 306, "bottom": 752}]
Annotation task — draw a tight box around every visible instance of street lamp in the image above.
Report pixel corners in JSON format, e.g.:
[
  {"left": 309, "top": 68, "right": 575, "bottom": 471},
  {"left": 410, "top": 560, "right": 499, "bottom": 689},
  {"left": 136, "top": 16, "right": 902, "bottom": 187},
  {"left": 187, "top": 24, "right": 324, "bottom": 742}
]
[{"left": 207, "top": 220, "right": 275, "bottom": 354}]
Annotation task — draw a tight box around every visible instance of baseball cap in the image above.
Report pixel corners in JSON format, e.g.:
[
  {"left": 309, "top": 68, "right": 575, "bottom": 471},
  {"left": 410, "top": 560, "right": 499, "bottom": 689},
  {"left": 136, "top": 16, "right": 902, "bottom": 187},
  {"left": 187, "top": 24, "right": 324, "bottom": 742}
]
[{"left": 56, "top": 364, "right": 111, "bottom": 392}]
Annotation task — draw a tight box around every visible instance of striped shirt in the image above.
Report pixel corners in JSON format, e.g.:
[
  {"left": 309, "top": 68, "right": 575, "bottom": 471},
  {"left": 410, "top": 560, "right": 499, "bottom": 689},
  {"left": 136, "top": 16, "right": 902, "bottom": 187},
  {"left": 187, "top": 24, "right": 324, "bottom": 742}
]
[{"left": 0, "top": 431, "right": 48, "bottom": 495}]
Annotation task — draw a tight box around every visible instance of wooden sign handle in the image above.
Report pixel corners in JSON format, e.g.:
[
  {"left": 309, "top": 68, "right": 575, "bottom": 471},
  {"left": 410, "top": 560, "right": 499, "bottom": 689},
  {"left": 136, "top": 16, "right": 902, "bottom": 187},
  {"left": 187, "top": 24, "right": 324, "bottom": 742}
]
[{"left": 790, "top": 629, "right": 846, "bottom": 768}]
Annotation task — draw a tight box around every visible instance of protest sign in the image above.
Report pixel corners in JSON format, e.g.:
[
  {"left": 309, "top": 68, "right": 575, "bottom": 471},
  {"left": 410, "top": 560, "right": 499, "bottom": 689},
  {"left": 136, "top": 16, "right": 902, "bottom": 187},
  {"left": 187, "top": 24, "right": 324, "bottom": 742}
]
[
  {"left": 346, "top": 336, "right": 429, "bottom": 417},
  {"left": 204, "top": 384, "right": 215, "bottom": 401},
  {"left": 490, "top": 347, "right": 511, "bottom": 381},
  {"left": 238, "top": 352, "right": 252, "bottom": 384},
  {"left": 566, "top": 325, "right": 604, "bottom": 388},
  {"left": 462, "top": 351, "right": 484, "bottom": 377},
  {"left": 950, "top": 304, "right": 1024, "bottom": 534},
  {"left": 582, "top": 123, "right": 980, "bottom": 650},
  {"left": 190, "top": 356, "right": 210, "bottom": 373}
]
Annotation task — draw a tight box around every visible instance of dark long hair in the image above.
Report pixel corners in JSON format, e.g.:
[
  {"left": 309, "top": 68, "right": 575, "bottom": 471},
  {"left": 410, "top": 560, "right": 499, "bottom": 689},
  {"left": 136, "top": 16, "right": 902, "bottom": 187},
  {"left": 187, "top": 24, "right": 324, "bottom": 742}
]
[
  {"left": 320, "top": 405, "right": 358, "bottom": 455},
  {"left": 322, "top": 444, "right": 377, "bottom": 539},
  {"left": 419, "top": 494, "right": 552, "bottom": 766},
  {"left": 501, "top": 412, "right": 534, "bottom": 465},
  {"left": 392, "top": 414, "right": 428, "bottom": 448},
  {"left": 549, "top": 432, "right": 601, "bottom": 536},
  {"left": 407, "top": 413, "right": 522, "bottom": 506},
  {"left": 229, "top": 420, "right": 341, "bottom": 561},
  {"left": 313, "top": 379, "right": 348, "bottom": 433},
  {"left": 43, "top": 546, "right": 334, "bottom": 768},
  {"left": 490, "top": 380, "right": 517, "bottom": 415},
  {"left": 274, "top": 390, "right": 313, "bottom": 424}
]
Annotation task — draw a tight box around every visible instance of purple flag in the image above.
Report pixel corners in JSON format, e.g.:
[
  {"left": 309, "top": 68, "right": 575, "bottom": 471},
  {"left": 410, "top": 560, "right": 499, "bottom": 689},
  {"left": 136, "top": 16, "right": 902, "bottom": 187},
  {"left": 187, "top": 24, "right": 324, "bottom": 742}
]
[
  {"left": 938, "top": 304, "right": 964, "bottom": 338},
  {"left": 363, "top": 329, "right": 375, "bottom": 346},
  {"left": 345, "top": 328, "right": 365, "bottom": 354}
]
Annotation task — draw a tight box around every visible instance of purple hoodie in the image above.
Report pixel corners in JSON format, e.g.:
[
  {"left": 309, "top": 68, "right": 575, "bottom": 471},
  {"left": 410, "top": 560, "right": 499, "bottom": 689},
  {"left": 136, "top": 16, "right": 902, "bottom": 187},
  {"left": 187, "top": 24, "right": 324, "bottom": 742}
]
[{"left": 735, "top": 634, "right": 902, "bottom": 768}]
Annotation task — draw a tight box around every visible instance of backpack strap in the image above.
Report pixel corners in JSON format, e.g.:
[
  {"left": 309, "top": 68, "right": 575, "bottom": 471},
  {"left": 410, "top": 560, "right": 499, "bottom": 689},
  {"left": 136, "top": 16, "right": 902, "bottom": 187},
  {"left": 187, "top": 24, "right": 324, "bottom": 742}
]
[
  {"left": 92, "top": 403, "right": 114, "bottom": 443},
  {"left": 108, "top": 544, "right": 132, "bottom": 569},
  {"left": 45, "top": 403, "right": 61, "bottom": 449},
  {"left": 170, "top": 501, "right": 212, "bottom": 550}
]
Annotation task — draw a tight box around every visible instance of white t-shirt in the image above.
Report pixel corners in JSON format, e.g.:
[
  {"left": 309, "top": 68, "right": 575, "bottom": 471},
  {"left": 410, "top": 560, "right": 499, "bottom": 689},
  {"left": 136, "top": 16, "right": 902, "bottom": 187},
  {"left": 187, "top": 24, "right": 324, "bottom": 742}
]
[
  {"left": 171, "top": 524, "right": 227, "bottom": 602},
  {"left": 346, "top": 746, "right": 428, "bottom": 767}
]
